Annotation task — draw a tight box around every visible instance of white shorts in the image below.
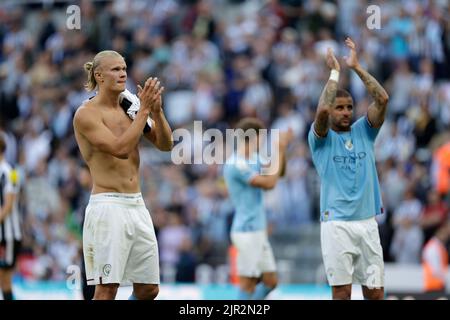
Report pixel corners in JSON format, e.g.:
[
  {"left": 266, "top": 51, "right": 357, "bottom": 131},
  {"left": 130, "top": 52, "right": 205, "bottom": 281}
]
[
  {"left": 321, "top": 217, "right": 384, "bottom": 287},
  {"left": 83, "top": 193, "right": 159, "bottom": 286},
  {"left": 231, "top": 230, "right": 276, "bottom": 278}
]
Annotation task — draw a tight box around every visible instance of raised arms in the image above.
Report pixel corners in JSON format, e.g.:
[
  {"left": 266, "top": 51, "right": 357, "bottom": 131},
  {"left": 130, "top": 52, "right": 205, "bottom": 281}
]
[
  {"left": 344, "top": 37, "right": 389, "bottom": 128},
  {"left": 314, "top": 48, "right": 340, "bottom": 137},
  {"left": 74, "top": 77, "right": 162, "bottom": 159}
]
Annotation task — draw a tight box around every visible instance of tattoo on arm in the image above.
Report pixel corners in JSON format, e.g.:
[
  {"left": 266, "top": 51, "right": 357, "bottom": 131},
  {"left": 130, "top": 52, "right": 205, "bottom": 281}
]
[
  {"left": 315, "top": 79, "right": 337, "bottom": 135},
  {"left": 354, "top": 66, "right": 389, "bottom": 127},
  {"left": 319, "top": 80, "right": 338, "bottom": 108},
  {"left": 354, "top": 66, "right": 388, "bottom": 109}
]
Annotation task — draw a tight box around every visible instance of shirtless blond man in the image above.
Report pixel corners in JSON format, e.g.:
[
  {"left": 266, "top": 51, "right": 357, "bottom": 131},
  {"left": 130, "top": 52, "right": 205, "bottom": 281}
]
[{"left": 73, "top": 50, "right": 173, "bottom": 300}]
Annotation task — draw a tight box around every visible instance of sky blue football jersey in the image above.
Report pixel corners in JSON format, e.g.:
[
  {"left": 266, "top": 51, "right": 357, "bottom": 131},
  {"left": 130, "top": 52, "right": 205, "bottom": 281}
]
[
  {"left": 308, "top": 116, "right": 384, "bottom": 221},
  {"left": 223, "top": 152, "right": 266, "bottom": 232}
]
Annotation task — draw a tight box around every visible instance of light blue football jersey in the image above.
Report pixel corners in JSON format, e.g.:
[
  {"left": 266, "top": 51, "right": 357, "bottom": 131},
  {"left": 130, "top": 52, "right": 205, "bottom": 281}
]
[
  {"left": 223, "top": 152, "right": 266, "bottom": 232},
  {"left": 308, "top": 116, "right": 384, "bottom": 221}
]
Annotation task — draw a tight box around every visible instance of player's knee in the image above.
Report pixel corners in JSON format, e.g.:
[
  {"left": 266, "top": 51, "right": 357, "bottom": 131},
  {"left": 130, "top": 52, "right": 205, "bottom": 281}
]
[
  {"left": 262, "top": 272, "right": 278, "bottom": 289},
  {"left": 335, "top": 293, "right": 351, "bottom": 300},
  {"left": 333, "top": 291, "right": 351, "bottom": 300},
  {"left": 240, "top": 284, "right": 255, "bottom": 293},
  {"left": 149, "top": 285, "right": 159, "bottom": 299},
  {"left": 372, "top": 291, "right": 384, "bottom": 300},
  {"left": 240, "top": 279, "right": 257, "bottom": 293},
  {"left": 332, "top": 286, "right": 351, "bottom": 300},
  {"left": 135, "top": 285, "right": 159, "bottom": 300},
  {"left": 364, "top": 288, "right": 384, "bottom": 300},
  {"left": 94, "top": 284, "right": 119, "bottom": 300},
  {"left": 264, "top": 279, "right": 278, "bottom": 289}
]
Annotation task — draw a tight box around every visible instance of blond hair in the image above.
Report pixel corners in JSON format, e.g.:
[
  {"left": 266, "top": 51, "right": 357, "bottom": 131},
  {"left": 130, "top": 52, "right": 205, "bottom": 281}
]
[{"left": 83, "top": 50, "right": 123, "bottom": 91}]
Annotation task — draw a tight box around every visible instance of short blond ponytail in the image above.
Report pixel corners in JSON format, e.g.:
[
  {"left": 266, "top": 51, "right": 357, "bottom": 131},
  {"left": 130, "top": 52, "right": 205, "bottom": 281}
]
[
  {"left": 83, "top": 61, "right": 96, "bottom": 91},
  {"left": 83, "top": 50, "right": 123, "bottom": 92}
]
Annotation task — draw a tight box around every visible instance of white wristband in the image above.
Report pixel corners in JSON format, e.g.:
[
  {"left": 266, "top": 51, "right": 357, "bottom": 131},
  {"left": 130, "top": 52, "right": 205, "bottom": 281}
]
[{"left": 329, "top": 69, "right": 339, "bottom": 82}]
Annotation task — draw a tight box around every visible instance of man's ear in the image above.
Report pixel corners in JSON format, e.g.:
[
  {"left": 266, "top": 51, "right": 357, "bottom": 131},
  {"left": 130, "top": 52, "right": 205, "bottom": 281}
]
[{"left": 94, "top": 71, "right": 102, "bottom": 81}]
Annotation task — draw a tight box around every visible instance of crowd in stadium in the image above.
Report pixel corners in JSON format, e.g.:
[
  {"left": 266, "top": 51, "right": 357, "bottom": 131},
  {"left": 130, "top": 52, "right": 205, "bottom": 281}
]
[{"left": 0, "top": 0, "right": 449, "bottom": 283}]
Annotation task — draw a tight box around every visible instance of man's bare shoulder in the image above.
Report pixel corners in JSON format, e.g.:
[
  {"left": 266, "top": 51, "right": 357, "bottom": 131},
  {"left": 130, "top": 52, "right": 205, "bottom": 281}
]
[{"left": 74, "top": 100, "right": 101, "bottom": 125}]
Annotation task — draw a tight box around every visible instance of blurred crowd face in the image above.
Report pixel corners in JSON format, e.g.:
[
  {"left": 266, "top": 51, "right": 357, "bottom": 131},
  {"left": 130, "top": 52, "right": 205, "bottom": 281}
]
[
  {"left": 330, "top": 96, "right": 354, "bottom": 131},
  {"left": 427, "top": 190, "right": 440, "bottom": 205},
  {"left": 95, "top": 55, "right": 127, "bottom": 93}
]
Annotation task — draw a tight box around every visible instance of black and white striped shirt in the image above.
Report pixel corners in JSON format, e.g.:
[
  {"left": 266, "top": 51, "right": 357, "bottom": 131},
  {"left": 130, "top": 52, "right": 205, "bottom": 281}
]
[{"left": 0, "top": 159, "right": 21, "bottom": 242}]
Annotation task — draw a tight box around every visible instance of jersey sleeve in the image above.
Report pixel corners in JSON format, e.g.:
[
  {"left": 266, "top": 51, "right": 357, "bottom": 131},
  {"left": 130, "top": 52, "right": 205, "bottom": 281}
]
[
  {"left": 224, "top": 161, "right": 258, "bottom": 185},
  {"left": 308, "top": 122, "right": 328, "bottom": 152},
  {"left": 354, "top": 116, "right": 381, "bottom": 143}
]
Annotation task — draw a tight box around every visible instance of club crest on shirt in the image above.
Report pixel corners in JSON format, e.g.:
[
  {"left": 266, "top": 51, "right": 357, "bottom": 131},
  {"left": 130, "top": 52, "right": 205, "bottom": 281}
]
[{"left": 344, "top": 139, "right": 353, "bottom": 151}]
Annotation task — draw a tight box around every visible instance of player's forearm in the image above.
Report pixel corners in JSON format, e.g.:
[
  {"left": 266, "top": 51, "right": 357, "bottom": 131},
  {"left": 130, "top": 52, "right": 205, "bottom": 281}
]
[
  {"left": 249, "top": 143, "right": 286, "bottom": 190},
  {"left": 150, "top": 111, "right": 173, "bottom": 151},
  {"left": 315, "top": 78, "right": 337, "bottom": 135},
  {"left": 250, "top": 174, "right": 278, "bottom": 190},
  {"left": 318, "top": 78, "right": 338, "bottom": 110},
  {"left": 353, "top": 65, "right": 389, "bottom": 108},
  {"left": 116, "top": 109, "right": 150, "bottom": 155}
]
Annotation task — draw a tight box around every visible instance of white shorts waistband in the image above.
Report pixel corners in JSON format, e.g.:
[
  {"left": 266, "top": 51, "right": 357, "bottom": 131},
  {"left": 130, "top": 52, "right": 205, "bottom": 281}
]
[
  {"left": 320, "top": 216, "right": 376, "bottom": 225},
  {"left": 88, "top": 193, "right": 145, "bottom": 206}
]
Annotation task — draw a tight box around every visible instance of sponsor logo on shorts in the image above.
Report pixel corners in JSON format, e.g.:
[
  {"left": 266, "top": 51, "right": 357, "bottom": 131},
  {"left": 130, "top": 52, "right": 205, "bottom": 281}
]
[{"left": 103, "top": 264, "right": 112, "bottom": 276}]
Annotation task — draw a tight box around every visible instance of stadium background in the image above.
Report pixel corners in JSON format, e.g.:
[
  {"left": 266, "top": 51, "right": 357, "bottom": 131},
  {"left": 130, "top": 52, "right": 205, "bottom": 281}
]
[{"left": 0, "top": 0, "right": 449, "bottom": 299}]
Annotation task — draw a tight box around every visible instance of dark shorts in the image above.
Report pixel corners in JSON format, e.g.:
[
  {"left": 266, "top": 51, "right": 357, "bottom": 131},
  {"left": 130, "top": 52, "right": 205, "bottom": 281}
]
[{"left": 0, "top": 239, "right": 21, "bottom": 269}]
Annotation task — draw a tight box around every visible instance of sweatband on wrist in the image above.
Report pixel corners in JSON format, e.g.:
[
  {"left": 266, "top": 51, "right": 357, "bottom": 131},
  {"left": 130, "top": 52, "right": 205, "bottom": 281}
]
[{"left": 330, "top": 69, "right": 339, "bottom": 82}]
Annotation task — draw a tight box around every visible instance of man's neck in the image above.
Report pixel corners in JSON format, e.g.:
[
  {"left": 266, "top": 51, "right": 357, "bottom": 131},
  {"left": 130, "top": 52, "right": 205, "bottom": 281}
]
[
  {"left": 96, "top": 89, "right": 121, "bottom": 108},
  {"left": 332, "top": 126, "right": 351, "bottom": 133}
]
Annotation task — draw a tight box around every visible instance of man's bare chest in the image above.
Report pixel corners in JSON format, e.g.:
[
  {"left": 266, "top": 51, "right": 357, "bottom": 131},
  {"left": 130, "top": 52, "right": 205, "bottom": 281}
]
[{"left": 102, "top": 110, "right": 131, "bottom": 136}]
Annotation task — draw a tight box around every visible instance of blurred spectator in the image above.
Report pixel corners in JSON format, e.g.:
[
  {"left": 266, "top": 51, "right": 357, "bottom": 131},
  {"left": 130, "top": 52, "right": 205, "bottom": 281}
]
[
  {"left": 422, "top": 222, "right": 450, "bottom": 294},
  {"left": 0, "top": 119, "right": 18, "bottom": 164},
  {"left": 412, "top": 98, "right": 437, "bottom": 150},
  {"left": 420, "top": 190, "right": 449, "bottom": 244},
  {"left": 432, "top": 140, "right": 450, "bottom": 199},
  {"left": 158, "top": 208, "right": 192, "bottom": 280},
  {"left": 386, "top": 60, "right": 415, "bottom": 119},
  {"left": 21, "top": 119, "right": 52, "bottom": 173},
  {"left": 379, "top": 158, "right": 409, "bottom": 214},
  {"left": 175, "top": 237, "right": 198, "bottom": 283},
  {"left": 24, "top": 159, "right": 60, "bottom": 222},
  {"left": 391, "top": 188, "right": 424, "bottom": 263}
]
